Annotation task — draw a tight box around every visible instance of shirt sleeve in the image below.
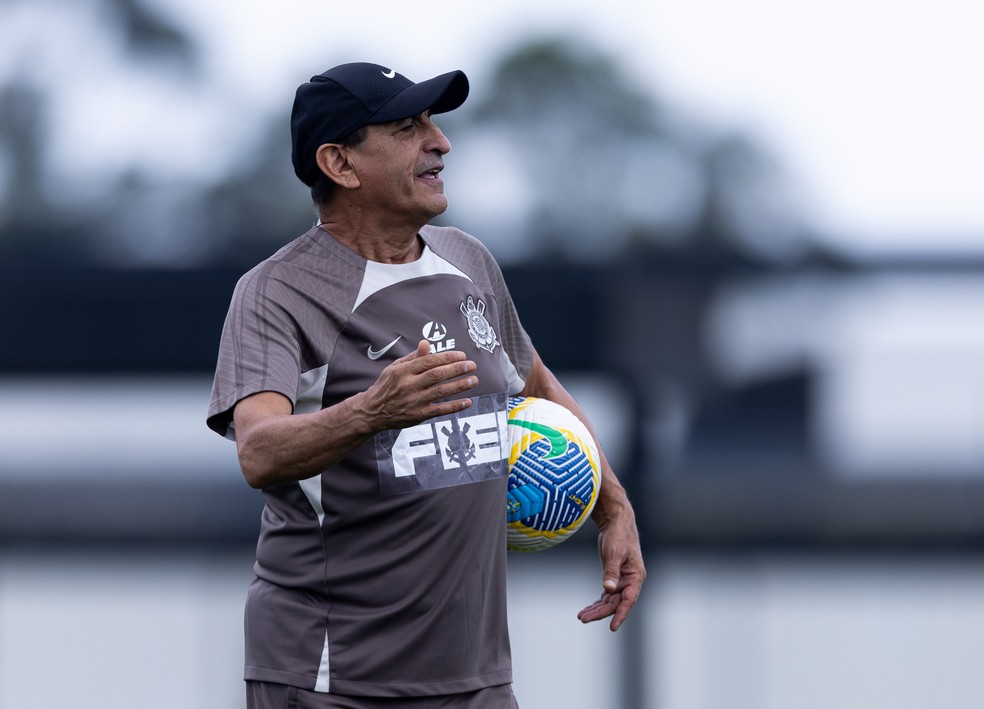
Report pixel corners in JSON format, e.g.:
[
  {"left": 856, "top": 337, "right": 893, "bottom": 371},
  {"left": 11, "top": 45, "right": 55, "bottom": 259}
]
[
  {"left": 479, "top": 241, "right": 535, "bottom": 390},
  {"left": 206, "top": 262, "right": 302, "bottom": 440}
]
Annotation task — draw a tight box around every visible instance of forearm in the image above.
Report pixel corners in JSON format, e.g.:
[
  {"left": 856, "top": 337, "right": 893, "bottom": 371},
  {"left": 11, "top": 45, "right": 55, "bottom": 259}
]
[
  {"left": 540, "top": 388, "right": 634, "bottom": 527},
  {"left": 235, "top": 342, "right": 480, "bottom": 489},
  {"left": 544, "top": 371, "right": 644, "bottom": 630},
  {"left": 590, "top": 456, "right": 635, "bottom": 528},
  {"left": 237, "top": 392, "right": 376, "bottom": 488},
  {"left": 519, "top": 351, "right": 636, "bottom": 528}
]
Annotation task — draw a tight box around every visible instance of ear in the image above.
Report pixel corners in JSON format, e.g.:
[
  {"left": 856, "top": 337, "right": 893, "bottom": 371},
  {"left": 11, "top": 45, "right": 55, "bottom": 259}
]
[{"left": 315, "top": 144, "right": 361, "bottom": 189}]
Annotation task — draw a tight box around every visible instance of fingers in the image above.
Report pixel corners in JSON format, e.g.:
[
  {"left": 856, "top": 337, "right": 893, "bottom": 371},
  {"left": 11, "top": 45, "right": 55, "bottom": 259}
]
[
  {"left": 579, "top": 536, "right": 646, "bottom": 631},
  {"left": 367, "top": 340, "right": 480, "bottom": 428},
  {"left": 578, "top": 594, "right": 625, "bottom": 631},
  {"left": 608, "top": 576, "right": 643, "bottom": 630},
  {"left": 399, "top": 340, "right": 465, "bottom": 369},
  {"left": 396, "top": 342, "right": 478, "bottom": 394},
  {"left": 398, "top": 339, "right": 434, "bottom": 362},
  {"left": 576, "top": 591, "right": 624, "bottom": 629},
  {"left": 412, "top": 362, "right": 478, "bottom": 408},
  {"left": 577, "top": 579, "right": 642, "bottom": 632},
  {"left": 577, "top": 594, "right": 617, "bottom": 623},
  {"left": 580, "top": 507, "right": 646, "bottom": 631}
]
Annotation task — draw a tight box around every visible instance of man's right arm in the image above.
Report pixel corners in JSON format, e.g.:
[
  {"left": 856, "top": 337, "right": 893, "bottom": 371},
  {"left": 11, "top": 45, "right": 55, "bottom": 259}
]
[{"left": 232, "top": 340, "right": 479, "bottom": 488}]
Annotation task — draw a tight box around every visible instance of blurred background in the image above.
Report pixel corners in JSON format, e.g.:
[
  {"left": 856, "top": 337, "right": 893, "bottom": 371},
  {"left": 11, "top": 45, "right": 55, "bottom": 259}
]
[{"left": 2, "top": 0, "right": 984, "bottom": 707}]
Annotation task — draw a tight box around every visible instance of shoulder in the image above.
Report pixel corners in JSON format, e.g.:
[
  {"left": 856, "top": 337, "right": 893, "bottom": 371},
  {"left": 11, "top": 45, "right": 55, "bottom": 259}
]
[
  {"left": 420, "top": 224, "right": 492, "bottom": 256},
  {"left": 233, "top": 226, "right": 363, "bottom": 302},
  {"left": 420, "top": 224, "right": 501, "bottom": 278}
]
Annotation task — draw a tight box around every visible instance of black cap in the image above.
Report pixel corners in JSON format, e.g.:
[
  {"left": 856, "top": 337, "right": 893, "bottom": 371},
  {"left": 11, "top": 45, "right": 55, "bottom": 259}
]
[{"left": 290, "top": 62, "right": 470, "bottom": 186}]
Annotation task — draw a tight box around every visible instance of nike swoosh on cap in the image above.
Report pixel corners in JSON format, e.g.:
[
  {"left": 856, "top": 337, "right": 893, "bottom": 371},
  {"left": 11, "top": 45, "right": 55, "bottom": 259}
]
[{"left": 367, "top": 335, "right": 402, "bottom": 360}]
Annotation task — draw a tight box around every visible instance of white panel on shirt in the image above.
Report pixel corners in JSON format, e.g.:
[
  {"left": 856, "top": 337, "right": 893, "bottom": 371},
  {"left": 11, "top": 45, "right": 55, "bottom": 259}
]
[
  {"left": 352, "top": 246, "right": 472, "bottom": 312},
  {"left": 295, "top": 366, "right": 329, "bottom": 526}
]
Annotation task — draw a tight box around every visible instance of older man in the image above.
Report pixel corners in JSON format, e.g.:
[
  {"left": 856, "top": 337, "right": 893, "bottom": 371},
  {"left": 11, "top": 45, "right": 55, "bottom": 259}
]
[{"left": 207, "top": 62, "right": 645, "bottom": 709}]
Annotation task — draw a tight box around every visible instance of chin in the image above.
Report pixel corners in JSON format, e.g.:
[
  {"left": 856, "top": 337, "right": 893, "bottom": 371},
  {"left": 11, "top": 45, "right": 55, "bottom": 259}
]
[{"left": 426, "top": 197, "right": 449, "bottom": 218}]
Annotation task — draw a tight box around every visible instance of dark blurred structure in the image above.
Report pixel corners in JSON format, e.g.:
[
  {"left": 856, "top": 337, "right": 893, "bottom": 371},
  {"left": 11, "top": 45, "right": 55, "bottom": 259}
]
[{"left": 6, "top": 253, "right": 984, "bottom": 555}]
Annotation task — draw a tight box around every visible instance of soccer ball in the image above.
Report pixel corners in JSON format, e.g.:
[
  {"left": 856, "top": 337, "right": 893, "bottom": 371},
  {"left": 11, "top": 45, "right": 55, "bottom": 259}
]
[{"left": 505, "top": 396, "right": 602, "bottom": 552}]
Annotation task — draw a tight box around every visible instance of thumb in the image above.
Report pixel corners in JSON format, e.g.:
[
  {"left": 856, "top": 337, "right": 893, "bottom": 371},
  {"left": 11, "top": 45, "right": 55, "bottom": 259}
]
[
  {"left": 397, "top": 340, "right": 431, "bottom": 362},
  {"left": 602, "top": 563, "right": 622, "bottom": 593}
]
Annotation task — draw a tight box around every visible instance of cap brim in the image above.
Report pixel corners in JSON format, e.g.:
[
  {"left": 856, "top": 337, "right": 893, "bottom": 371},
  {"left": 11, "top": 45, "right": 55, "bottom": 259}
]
[{"left": 368, "top": 70, "right": 469, "bottom": 124}]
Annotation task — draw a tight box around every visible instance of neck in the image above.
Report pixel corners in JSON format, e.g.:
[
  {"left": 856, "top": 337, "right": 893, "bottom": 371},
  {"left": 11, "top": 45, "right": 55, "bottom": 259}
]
[
  {"left": 318, "top": 199, "right": 433, "bottom": 264},
  {"left": 318, "top": 220, "right": 424, "bottom": 264}
]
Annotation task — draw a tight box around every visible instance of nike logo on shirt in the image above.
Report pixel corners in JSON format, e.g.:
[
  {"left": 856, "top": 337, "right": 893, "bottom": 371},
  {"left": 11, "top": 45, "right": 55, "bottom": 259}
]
[{"left": 367, "top": 336, "right": 402, "bottom": 360}]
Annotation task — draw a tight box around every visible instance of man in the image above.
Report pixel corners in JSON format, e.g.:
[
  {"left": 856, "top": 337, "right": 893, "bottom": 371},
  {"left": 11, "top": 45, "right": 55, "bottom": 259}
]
[{"left": 207, "top": 62, "right": 645, "bottom": 709}]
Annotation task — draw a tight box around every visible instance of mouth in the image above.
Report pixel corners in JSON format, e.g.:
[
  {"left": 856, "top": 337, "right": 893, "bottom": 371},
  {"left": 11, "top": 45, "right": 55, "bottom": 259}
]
[{"left": 417, "top": 164, "right": 444, "bottom": 182}]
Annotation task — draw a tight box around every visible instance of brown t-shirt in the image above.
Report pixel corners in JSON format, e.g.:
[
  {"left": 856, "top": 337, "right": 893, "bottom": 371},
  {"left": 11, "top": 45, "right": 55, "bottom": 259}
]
[{"left": 207, "top": 224, "right": 534, "bottom": 697}]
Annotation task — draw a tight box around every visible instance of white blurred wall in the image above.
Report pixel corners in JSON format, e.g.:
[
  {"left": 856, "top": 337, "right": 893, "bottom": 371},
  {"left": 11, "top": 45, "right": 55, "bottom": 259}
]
[
  {"left": 652, "top": 554, "right": 984, "bottom": 709},
  {"left": 3, "top": 551, "right": 984, "bottom": 709}
]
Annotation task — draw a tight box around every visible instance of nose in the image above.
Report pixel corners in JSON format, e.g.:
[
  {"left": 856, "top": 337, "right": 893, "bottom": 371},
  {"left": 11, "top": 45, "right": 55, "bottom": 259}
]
[{"left": 425, "top": 117, "right": 452, "bottom": 155}]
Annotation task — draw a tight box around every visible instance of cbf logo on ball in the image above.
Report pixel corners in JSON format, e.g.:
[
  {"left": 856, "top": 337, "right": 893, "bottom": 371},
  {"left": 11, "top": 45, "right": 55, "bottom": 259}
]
[{"left": 505, "top": 396, "right": 602, "bottom": 552}]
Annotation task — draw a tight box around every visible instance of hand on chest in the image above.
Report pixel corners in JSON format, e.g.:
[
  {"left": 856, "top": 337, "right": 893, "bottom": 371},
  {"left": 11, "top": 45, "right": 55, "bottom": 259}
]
[{"left": 330, "top": 277, "right": 508, "bottom": 399}]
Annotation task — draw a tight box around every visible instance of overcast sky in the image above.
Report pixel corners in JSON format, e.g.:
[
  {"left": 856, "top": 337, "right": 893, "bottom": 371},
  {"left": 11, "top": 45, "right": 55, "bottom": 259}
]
[{"left": 4, "top": 0, "right": 982, "bottom": 258}]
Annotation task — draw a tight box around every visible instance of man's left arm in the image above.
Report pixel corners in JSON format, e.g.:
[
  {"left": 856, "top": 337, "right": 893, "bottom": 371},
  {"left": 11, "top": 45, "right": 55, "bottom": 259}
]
[{"left": 518, "top": 349, "right": 647, "bottom": 631}]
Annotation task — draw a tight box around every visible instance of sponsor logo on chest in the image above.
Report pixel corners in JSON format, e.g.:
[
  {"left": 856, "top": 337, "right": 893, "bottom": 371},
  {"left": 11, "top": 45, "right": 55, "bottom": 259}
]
[
  {"left": 416, "top": 294, "right": 500, "bottom": 356},
  {"left": 363, "top": 294, "right": 499, "bottom": 361},
  {"left": 391, "top": 406, "right": 508, "bottom": 479},
  {"left": 422, "top": 321, "right": 455, "bottom": 354},
  {"left": 375, "top": 393, "right": 510, "bottom": 495}
]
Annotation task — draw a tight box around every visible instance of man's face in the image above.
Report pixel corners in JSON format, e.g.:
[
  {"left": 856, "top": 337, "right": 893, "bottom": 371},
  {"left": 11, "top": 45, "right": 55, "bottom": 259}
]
[{"left": 350, "top": 111, "right": 453, "bottom": 223}]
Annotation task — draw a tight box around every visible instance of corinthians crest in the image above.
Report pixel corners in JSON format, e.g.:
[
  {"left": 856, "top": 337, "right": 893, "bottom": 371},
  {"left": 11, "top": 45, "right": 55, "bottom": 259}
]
[{"left": 460, "top": 295, "right": 499, "bottom": 353}]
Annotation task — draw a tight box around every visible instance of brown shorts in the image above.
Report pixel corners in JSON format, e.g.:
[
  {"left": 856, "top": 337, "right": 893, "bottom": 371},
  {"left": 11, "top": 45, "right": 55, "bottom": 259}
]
[{"left": 245, "top": 681, "right": 520, "bottom": 709}]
